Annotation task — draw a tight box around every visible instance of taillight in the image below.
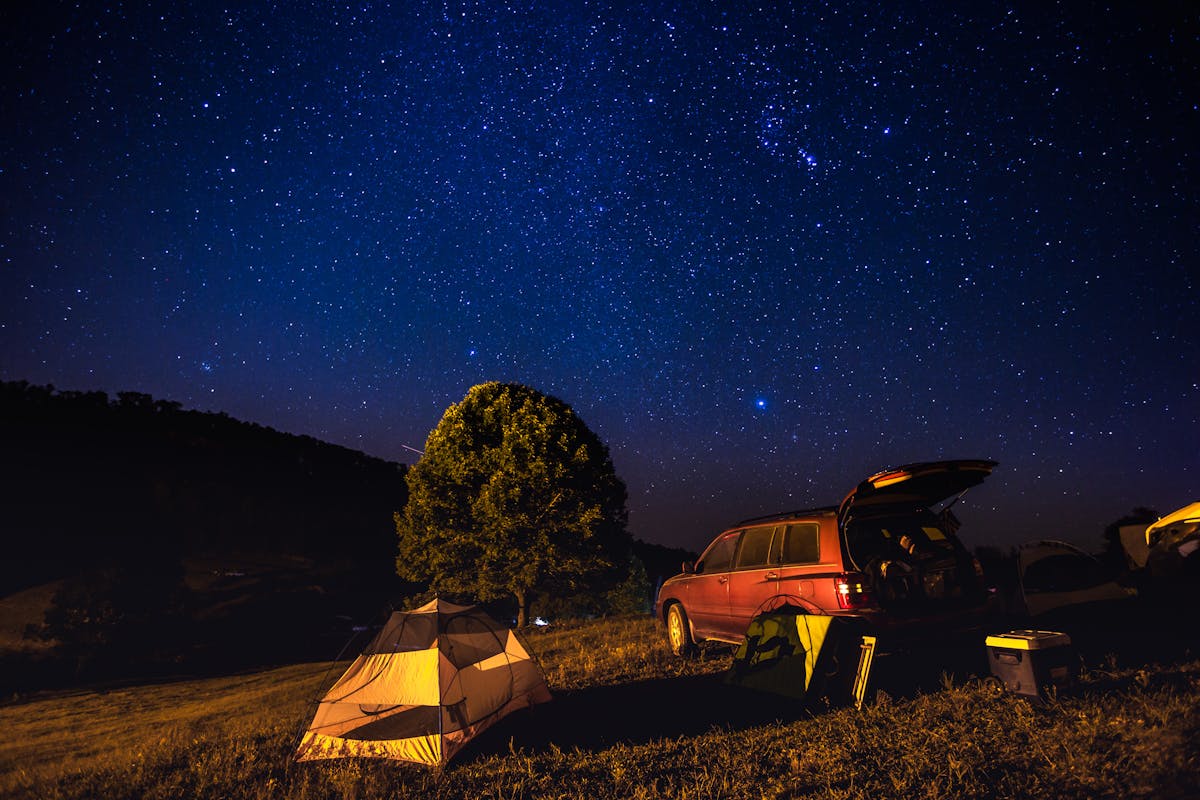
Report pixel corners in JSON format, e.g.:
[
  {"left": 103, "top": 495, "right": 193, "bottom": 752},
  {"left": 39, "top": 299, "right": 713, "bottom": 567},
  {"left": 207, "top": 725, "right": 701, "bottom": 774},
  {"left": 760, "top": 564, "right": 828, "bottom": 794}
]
[{"left": 835, "top": 572, "right": 877, "bottom": 610}]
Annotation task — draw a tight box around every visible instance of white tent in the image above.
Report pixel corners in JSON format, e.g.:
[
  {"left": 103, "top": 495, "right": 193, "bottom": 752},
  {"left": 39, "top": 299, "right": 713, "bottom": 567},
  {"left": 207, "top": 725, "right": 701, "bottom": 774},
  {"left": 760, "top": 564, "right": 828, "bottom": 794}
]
[
  {"left": 296, "top": 598, "right": 551, "bottom": 767},
  {"left": 1016, "top": 540, "right": 1133, "bottom": 616}
]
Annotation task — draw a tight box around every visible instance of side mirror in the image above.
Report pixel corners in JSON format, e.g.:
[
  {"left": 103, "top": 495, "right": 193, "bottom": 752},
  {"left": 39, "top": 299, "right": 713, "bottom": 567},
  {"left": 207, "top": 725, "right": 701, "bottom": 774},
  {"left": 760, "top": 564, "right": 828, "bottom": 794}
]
[{"left": 682, "top": 561, "right": 696, "bottom": 575}]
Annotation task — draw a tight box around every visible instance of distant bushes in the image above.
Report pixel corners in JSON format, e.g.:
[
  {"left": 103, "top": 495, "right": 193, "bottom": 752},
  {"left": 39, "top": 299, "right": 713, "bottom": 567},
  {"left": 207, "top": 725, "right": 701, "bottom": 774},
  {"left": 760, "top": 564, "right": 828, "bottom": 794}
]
[{"left": 24, "top": 543, "right": 191, "bottom": 679}]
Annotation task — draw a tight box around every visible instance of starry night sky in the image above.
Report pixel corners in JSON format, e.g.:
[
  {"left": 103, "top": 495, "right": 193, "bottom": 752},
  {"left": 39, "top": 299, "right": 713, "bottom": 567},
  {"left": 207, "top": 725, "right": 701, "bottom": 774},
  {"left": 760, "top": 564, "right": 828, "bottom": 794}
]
[{"left": 2, "top": 1, "right": 1197, "bottom": 553}]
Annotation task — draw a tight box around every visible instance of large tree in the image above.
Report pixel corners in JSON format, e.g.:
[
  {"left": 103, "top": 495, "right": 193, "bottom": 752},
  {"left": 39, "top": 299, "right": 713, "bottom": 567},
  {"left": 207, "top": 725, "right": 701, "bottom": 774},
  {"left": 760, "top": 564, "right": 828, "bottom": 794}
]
[{"left": 395, "top": 382, "right": 630, "bottom": 626}]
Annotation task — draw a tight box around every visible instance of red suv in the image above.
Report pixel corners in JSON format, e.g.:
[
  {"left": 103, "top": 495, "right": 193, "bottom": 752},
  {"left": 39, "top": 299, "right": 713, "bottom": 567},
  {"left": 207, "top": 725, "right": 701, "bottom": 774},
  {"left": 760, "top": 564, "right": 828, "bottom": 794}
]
[{"left": 655, "top": 460, "right": 997, "bottom": 655}]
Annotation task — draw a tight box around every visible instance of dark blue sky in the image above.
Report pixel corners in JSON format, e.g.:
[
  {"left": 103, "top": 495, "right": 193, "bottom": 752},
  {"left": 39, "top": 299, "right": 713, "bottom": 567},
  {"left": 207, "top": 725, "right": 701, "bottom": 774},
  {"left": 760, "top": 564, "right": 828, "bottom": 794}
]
[{"left": 2, "top": 1, "right": 1196, "bottom": 552}]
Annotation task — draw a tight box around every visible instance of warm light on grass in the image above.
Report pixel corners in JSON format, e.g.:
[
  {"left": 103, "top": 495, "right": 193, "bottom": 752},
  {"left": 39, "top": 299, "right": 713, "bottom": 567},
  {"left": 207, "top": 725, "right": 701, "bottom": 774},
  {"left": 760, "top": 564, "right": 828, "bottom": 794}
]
[
  {"left": 521, "top": 614, "right": 731, "bottom": 689},
  {"left": 0, "top": 662, "right": 334, "bottom": 793},
  {"left": 2, "top": 615, "right": 1198, "bottom": 799}
]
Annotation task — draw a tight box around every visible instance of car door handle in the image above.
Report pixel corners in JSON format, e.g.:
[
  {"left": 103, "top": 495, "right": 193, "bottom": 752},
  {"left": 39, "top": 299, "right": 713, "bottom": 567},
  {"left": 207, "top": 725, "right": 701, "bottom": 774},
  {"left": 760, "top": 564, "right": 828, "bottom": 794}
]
[
  {"left": 718, "top": 576, "right": 728, "bottom": 584},
  {"left": 765, "top": 571, "right": 779, "bottom": 580}
]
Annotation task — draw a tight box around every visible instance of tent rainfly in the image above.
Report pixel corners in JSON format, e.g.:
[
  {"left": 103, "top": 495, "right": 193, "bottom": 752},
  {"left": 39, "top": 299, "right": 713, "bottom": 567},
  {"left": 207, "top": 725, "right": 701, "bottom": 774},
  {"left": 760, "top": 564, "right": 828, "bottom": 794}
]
[
  {"left": 725, "top": 608, "right": 864, "bottom": 705},
  {"left": 295, "top": 598, "right": 551, "bottom": 767}
]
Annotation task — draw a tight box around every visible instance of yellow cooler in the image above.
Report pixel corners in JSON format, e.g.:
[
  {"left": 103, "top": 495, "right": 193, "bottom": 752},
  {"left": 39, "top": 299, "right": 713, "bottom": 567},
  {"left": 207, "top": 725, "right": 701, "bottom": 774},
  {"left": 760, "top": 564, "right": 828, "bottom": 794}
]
[{"left": 985, "top": 630, "right": 1074, "bottom": 701}]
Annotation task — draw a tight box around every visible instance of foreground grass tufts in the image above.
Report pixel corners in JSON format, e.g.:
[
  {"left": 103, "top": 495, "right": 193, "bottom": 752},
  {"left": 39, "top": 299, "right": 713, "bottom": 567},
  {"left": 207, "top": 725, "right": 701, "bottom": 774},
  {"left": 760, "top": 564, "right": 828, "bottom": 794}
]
[{"left": 3, "top": 615, "right": 1199, "bottom": 799}]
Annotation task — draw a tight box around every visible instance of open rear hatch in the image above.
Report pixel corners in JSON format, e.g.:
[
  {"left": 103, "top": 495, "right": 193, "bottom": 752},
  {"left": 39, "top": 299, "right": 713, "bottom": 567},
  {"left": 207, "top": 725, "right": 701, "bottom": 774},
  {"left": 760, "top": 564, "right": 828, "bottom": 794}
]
[{"left": 837, "top": 460, "right": 997, "bottom": 612}]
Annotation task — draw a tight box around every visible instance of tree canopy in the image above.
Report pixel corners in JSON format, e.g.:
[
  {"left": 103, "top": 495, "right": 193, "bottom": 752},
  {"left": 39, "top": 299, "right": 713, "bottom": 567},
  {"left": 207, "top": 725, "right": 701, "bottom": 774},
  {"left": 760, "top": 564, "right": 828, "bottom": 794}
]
[{"left": 395, "top": 382, "right": 630, "bottom": 625}]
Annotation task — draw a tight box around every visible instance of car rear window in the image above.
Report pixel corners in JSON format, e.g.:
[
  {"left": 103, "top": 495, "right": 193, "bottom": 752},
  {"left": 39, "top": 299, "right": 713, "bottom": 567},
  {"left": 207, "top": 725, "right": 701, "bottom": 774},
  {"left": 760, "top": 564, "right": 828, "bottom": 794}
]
[{"left": 777, "top": 523, "right": 820, "bottom": 564}]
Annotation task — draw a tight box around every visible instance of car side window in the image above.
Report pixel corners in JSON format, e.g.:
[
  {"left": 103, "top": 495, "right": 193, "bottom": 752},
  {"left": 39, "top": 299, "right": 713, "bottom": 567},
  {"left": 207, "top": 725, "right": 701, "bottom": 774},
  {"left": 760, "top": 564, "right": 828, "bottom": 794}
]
[
  {"left": 778, "top": 523, "right": 820, "bottom": 564},
  {"left": 735, "top": 525, "right": 775, "bottom": 569},
  {"left": 698, "top": 532, "right": 739, "bottom": 574}
]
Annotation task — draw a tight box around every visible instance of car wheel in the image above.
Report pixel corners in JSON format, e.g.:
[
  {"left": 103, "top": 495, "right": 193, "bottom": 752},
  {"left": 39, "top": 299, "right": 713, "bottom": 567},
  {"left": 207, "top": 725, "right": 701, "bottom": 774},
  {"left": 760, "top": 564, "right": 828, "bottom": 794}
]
[{"left": 666, "top": 603, "right": 697, "bottom": 657}]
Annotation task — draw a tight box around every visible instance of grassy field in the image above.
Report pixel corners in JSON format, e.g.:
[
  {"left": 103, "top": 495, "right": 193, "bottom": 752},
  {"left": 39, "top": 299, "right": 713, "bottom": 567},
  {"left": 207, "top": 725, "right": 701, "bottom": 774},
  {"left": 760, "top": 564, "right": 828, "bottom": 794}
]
[{"left": 2, "top": 614, "right": 1199, "bottom": 799}]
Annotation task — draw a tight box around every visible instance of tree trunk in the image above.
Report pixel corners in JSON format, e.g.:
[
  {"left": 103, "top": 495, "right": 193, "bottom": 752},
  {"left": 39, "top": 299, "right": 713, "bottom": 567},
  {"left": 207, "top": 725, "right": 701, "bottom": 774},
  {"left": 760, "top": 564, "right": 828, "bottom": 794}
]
[{"left": 514, "top": 588, "right": 528, "bottom": 628}]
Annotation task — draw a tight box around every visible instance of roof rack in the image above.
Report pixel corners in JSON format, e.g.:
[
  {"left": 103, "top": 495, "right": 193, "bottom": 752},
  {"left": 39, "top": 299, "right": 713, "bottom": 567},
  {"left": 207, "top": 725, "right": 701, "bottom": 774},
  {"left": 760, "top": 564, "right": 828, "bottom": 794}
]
[{"left": 733, "top": 505, "right": 838, "bottom": 526}]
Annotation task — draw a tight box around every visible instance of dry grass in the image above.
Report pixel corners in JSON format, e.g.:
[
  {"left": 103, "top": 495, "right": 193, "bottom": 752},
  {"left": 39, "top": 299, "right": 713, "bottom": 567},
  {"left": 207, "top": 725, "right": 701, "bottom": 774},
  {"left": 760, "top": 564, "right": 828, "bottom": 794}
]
[
  {"left": 3, "top": 615, "right": 1199, "bottom": 800},
  {"left": 520, "top": 614, "right": 732, "bottom": 689},
  {"left": 0, "top": 662, "right": 332, "bottom": 790}
]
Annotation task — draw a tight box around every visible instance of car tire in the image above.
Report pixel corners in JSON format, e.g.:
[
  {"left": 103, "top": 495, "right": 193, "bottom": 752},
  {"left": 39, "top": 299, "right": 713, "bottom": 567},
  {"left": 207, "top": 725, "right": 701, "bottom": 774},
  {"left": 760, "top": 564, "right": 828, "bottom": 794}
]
[{"left": 666, "top": 603, "right": 697, "bottom": 658}]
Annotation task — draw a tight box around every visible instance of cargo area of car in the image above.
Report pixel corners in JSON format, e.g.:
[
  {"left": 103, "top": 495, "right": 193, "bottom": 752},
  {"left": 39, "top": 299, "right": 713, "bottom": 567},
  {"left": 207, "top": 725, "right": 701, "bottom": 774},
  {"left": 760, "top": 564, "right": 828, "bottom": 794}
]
[{"left": 841, "top": 511, "right": 985, "bottom": 615}]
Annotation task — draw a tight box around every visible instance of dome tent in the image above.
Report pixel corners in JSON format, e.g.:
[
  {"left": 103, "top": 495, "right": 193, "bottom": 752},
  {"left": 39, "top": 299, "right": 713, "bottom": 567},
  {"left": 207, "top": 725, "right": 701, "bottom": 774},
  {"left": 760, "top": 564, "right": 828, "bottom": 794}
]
[
  {"left": 725, "top": 607, "right": 868, "bottom": 706},
  {"left": 296, "top": 598, "right": 551, "bottom": 767}
]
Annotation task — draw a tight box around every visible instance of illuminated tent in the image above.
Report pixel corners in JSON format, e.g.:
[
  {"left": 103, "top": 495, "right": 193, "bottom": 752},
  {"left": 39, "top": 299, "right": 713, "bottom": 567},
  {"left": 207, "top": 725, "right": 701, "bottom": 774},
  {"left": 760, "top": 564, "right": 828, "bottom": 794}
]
[{"left": 296, "top": 598, "right": 551, "bottom": 767}]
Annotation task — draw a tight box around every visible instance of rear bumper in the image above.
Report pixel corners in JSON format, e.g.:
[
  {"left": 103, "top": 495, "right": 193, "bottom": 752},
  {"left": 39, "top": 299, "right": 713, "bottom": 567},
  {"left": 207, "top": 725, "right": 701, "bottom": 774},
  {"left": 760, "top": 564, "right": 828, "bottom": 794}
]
[{"left": 835, "top": 602, "right": 996, "bottom": 649}]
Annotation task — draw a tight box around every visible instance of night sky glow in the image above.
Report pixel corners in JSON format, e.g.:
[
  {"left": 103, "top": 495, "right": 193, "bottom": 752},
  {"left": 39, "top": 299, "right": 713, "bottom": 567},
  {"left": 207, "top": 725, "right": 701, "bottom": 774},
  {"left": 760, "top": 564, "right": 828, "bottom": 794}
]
[{"left": 2, "top": 2, "right": 1197, "bottom": 552}]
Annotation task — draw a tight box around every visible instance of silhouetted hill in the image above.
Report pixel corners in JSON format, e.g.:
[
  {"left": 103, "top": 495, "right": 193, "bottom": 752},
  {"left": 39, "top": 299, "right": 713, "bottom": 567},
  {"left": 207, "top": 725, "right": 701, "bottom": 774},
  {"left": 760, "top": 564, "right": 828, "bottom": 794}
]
[
  {"left": 1, "top": 380, "right": 693, "bottom": 688},
  {"left": 1, "top": 380, "right": 407, "bottom": 594}
]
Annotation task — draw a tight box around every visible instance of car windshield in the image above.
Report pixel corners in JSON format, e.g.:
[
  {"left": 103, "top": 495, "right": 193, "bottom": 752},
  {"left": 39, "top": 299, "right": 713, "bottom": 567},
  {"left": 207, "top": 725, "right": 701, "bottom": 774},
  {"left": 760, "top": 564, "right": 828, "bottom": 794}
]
[
  {"left": 843, "top": 513, "right": 956, "bottom": 570},
  {"left": 698, "top": 532, "right": 739, "bottom": 574}
]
